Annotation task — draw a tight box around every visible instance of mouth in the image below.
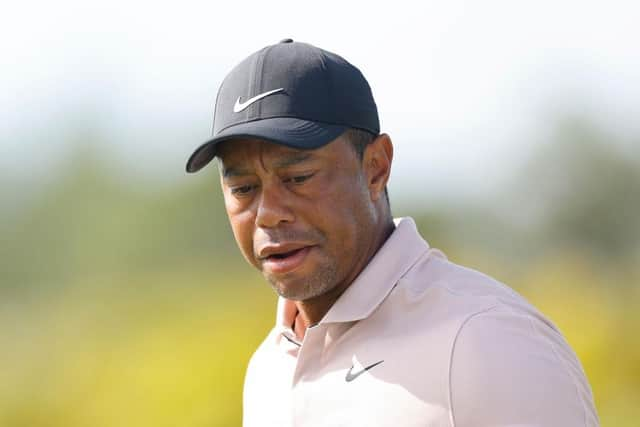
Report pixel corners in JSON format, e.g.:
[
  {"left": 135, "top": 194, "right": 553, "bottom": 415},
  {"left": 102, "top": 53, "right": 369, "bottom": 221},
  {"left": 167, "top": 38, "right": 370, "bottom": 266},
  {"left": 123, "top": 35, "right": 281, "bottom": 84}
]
[
  {"left": 260, "top": 246, "right": 313, "bottom": 274},
  {"left": 266, "top": 247, "right": 305, "bottom": 259}
]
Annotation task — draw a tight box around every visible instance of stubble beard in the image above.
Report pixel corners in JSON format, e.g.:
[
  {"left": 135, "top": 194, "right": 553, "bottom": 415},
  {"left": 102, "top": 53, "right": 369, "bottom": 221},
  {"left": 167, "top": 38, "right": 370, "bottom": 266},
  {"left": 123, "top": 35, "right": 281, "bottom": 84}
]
[
  {"left": 263, "top": 222, "right": 371, "bottom": 302},
  {"left": 264, "top": 257, "right": 339, "bottom": 301}
]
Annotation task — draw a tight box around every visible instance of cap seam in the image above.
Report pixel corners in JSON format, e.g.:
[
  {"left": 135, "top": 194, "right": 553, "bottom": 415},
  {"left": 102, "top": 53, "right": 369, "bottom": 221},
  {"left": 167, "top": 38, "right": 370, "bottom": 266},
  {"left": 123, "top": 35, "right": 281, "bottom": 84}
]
[{"left": 253, "top": 44, "right": 272, "bottom": 118}]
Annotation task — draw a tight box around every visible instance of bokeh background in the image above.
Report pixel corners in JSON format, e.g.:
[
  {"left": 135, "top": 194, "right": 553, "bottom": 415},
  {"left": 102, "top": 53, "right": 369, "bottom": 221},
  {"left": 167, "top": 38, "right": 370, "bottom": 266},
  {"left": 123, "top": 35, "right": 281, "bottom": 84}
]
[{"left": 2, "top": 1, "right": 639, "bottom": 426}]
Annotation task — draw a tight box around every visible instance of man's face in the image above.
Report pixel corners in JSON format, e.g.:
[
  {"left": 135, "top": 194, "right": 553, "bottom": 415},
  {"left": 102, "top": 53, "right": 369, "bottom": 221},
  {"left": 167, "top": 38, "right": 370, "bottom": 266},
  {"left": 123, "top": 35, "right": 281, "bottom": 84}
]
[{"left": 216, "top": 134, "right": 379, "bottom": 301}]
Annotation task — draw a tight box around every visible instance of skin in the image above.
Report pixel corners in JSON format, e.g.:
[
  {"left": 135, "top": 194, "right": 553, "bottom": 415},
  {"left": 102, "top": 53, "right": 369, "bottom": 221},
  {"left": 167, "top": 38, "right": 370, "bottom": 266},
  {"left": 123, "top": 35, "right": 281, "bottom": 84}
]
[{"left": 216, "top": 132, "right": 395, "bottom": 338}]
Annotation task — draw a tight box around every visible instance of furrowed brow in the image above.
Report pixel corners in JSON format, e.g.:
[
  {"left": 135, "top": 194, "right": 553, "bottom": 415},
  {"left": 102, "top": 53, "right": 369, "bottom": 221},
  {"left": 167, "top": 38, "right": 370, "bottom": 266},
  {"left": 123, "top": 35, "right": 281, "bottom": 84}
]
[
  {"left": 222, "top": 151, "right": 314, "bottom": 178},
  {"left": 222, "top": 166, "right": 251, "bottom": 178},
  {"left": 274, "top": 152, "right": 315, "bottom": 169}
]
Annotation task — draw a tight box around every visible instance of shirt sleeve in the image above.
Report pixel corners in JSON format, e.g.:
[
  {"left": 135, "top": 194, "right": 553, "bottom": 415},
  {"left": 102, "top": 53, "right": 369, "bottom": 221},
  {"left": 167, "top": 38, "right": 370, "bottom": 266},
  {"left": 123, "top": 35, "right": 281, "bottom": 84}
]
[{"left": 449, "top": 305, "right": 599, "bottom": 427}]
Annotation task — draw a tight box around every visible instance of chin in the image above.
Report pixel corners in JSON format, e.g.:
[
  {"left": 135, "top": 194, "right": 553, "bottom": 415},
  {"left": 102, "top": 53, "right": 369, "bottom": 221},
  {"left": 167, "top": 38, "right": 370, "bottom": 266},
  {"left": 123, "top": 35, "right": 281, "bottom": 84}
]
[
  {"left": 262, "top": 258, "right": 340, "bottom": 300},
  {"left": 267, "top": 274, "right": 333, "bottom": 302}
]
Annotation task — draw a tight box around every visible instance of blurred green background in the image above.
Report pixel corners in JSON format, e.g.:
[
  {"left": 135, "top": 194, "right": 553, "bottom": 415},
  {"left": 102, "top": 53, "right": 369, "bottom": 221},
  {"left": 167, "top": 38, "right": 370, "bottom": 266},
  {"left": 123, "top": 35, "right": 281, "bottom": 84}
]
[
  {"left": 2, "top": 2, "right": 640, "bottom": 426},
  {"left": 1, "top": 116, "right": 638, "bottom": 426}
]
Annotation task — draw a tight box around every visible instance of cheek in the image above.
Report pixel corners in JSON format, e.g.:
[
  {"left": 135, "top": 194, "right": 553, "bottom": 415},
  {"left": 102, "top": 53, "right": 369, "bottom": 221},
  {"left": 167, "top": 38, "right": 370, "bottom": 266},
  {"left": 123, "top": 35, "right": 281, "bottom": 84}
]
[
  {"left": 309, "top": 177, "right": 370, "bottom": 248},
  {"left": 227, "top": 209, "right": 258, "bottom": 265}
]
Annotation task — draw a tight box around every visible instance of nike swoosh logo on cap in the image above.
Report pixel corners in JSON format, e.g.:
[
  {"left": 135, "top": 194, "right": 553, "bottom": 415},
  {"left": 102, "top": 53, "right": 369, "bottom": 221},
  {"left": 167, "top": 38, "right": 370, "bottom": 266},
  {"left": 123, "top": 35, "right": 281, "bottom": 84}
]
[
  {"left": 233, "top": 88, "right": 284, "bottom": 113},
  {"left": 345, "top": 360, "right": 384, "bottom": 382}
]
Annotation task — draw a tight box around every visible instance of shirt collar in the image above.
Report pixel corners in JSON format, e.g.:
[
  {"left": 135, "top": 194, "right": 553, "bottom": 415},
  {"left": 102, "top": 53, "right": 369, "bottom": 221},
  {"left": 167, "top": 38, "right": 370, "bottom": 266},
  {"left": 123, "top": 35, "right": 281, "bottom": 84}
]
[{"left": 276, "top": 217, "right": 430, "bottom": 329}]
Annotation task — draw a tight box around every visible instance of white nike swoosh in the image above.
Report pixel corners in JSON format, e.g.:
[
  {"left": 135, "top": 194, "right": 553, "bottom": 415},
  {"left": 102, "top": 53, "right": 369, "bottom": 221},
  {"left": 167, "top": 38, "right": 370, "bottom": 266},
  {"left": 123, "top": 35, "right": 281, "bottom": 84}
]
[{"left": 233, "top": 88, "right": 284, "bottom": 113}]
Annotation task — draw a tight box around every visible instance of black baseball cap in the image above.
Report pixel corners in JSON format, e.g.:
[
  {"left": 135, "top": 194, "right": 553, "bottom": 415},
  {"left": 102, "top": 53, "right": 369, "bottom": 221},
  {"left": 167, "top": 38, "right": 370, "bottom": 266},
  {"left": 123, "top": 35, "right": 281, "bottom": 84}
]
[{"left": 185, "top": 39, "right": 380, "bottom": 173}]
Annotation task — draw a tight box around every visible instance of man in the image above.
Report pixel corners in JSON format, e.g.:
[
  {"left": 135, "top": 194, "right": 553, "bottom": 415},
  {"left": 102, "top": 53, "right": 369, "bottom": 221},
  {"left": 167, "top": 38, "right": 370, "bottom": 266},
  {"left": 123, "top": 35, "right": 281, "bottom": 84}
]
[{"left": 186, "top": 39, "right": 599, "bottom": 426}]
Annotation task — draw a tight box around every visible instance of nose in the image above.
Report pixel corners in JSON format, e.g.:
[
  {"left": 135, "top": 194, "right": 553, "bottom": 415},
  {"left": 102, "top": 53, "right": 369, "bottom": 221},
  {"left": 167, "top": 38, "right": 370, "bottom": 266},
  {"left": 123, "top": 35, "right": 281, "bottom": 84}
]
[{"left": 255, "top": 183, "right": 295, "bottom": 228}]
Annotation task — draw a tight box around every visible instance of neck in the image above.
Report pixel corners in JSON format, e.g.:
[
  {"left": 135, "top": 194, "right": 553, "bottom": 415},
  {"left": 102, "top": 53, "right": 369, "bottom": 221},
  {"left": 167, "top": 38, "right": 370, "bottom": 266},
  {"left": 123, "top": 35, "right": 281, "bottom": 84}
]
[{"left": 293, "top": 219, "right": 395, "bottom": 339}]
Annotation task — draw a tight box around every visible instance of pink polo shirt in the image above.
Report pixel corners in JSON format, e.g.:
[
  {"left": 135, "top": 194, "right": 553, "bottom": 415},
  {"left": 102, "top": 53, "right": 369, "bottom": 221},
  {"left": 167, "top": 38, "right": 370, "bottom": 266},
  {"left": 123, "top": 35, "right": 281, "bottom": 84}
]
[{"left": 242, "top": 217, "right": 599, "bottom": 426}]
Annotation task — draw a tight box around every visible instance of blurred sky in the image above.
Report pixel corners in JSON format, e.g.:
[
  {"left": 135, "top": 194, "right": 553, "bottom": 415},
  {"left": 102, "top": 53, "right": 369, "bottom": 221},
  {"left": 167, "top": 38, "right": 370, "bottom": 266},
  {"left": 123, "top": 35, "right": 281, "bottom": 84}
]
[{"left": 1, "top": 0, "right": 639, "bottom": 202}]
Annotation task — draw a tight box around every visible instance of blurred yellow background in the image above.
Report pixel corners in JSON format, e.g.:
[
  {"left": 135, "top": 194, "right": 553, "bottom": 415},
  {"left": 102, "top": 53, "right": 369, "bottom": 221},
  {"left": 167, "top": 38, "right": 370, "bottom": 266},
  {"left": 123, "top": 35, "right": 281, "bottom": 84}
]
[
  {"left": 1, "top": 118, "right": 639, "bottom": 426},
  {"left": 2, "top": 2, "right": 640, "bottom": 426}
]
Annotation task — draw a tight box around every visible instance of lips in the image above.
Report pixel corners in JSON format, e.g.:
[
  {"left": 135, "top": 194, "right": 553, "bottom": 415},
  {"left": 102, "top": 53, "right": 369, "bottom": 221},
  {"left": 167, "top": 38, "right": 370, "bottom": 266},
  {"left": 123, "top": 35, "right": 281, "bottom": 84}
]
[
  {"left": 265, "top": 247, "right": 305, "bottom": 259},
  {"left": 258, "top": 244, "right": 313, "bottom": 274}
]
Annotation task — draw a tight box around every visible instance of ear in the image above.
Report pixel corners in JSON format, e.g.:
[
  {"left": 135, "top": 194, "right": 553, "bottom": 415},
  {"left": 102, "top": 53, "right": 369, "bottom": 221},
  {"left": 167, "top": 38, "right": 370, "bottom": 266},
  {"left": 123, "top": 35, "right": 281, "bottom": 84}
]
[{"left": 363, "top": 133, "right": 394, "bottom": 202}]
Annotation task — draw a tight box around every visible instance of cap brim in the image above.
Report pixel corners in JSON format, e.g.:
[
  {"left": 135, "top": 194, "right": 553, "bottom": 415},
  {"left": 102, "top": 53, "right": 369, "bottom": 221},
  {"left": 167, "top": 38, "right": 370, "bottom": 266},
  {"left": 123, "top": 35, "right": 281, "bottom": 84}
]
[{"left": 185, "top": 117, "right": 347, "bottom": 173}]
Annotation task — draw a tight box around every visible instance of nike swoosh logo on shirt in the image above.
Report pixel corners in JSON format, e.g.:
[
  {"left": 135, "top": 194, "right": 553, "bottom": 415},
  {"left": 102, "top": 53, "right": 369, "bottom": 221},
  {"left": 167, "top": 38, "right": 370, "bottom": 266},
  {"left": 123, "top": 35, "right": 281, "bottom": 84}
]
[
  {"left": 233, "top": 88, "right": 284, "bottom": 113},
  {"left": 345, "top": 360, "right": 384, "bottom": 382}
]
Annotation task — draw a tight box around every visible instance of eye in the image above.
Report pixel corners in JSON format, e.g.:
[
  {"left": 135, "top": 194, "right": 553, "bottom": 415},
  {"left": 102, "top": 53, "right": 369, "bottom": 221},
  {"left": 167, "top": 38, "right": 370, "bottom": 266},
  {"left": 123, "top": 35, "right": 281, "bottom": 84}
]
[
  {"left": 230, "top": 184, "right": 257, "bottom": 196},
  {"left": 284, "top": 173, "right": 314, "bottom": 185}
]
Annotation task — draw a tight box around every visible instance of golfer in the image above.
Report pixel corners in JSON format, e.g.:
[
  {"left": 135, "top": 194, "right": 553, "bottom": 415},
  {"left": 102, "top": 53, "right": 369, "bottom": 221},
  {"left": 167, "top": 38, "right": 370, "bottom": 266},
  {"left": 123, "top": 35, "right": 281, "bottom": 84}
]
[{"left": 186, "top": 39, "right": 599, "bottom": 427}]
